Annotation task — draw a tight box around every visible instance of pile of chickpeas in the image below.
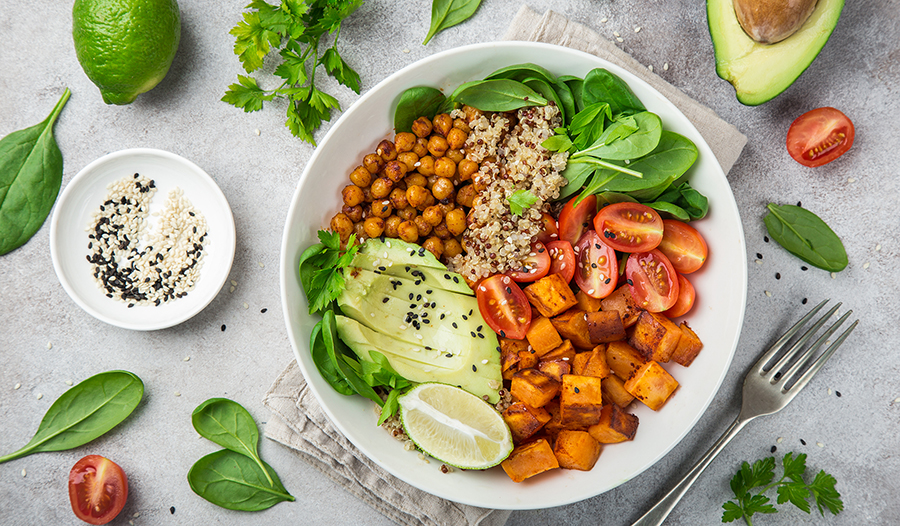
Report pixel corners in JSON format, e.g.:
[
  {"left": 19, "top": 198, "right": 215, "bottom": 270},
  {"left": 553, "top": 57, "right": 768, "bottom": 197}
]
[{"left": 330, "top": 109, "right": 482, "bottom": 262}]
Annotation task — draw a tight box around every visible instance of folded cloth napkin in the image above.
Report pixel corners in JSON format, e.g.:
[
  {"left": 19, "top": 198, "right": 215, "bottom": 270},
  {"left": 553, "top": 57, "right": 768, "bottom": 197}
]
[{"left": 263, "top": 7, "right": 748, "bottom": 526}]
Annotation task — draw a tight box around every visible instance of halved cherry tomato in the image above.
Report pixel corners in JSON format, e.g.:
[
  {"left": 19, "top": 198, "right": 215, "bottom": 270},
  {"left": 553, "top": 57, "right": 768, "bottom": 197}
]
[
  {"left": 476, "top": 274, "right": 532, "bottom": 339},
  {"left": 558, "top": 194, "right": 597, "bottom": 245},
  {"left": 507, "top": 241, "right": 551, "bottom": 282},
  {"left": 625, "top": 249, "right": 680, "bottom": 312},
  {"left": 69, "top": 455, "right": 128, "bottom": 525},
  {"left": 663, "top": 273, "right": 696, "bottom": 318},
  {"left": 786, "top": 107, "right": 854, "bottom": 167},
  {"left": 592, "top": 202, "right": 664, "bottom": 253},
  {"left": 573, "top": 230, "right": 618, "bottom": 299},
  {"left": 658, "top": 219, "right": 708, "bottom": 274},
  {"left": 534, "top": 212, "right": 560, "bottom": 245},
  {"left": 546, "top": 240, "right": 576, "bottom": 284}
]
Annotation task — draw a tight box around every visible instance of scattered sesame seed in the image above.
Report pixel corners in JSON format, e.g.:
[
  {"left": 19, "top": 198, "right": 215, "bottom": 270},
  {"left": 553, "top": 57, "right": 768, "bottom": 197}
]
[
  {"left": 876, "top": 244, "right": 882, "bottom": 251},
  {"left": 65, "top": 380, "right": 73, "bottom": 386},
  {"left": 613, "top": 31, "right": 620, "bottom": 37},
  {"left": 828, "top": 388, "right": 833, "bottom": 395},
  {"left": 756, "top": 253, "right": 763, "bottom": 259},
  {"left": 848, "top": 177, "right": 856, "bottom": 183},
  {"left": 771, "top": 445, "right": 777, "bottom": 453},
  {"left": 46, "top": 342, "right": 52, "bottom": 350},
  {"left": 261, "top": 308, "right": 267, "bottom": 313},
  {"left": 777, "top": 437, "right": 784, "bottom": 443},
  {"left": 755, "top": 260, "right": 763, "bottom": 265},
  {"left": 402, "top": 49, "right": 410, "bottom": 53},
  {"left": 600, "top": 17, "right": 607, "bottom": 22},
  {"left": 765, "top": 290, "right": 772, "bottom": 297},
  {"left": 243, "top": 302, "right": 249, "bottom": 309},
  {"left": 616, "top": 37, "right": 624, "bottom": 42},
  {"left": 663, "top": 62, "right": 669, "bottom": 71},
  {"left": 14, "top": 383, "right": 21, "bottom": 390},
  {"left": 817, "top": 441, "right": 824, "bottom": 448},
  {"left": 174, "top": 391, "right": 181, "bottom": 397},
  {"left": 21, "top": 469, "right": 26, "bottom": 477},
  {"left": 635, "top": 26, "right": 641, "bottom": 32},
  {"left": 36, "top": 393, "right": 43, "bottom": 400},
  {"left": 229, "top": 286, "right": 236, "bottom": 293},
  {"left": 800, "top": 439, "right": 807, "bottom": 445},
  {"left": 133, "top": 512, "right": 141, "bottom": 518},
  {"left": 831, "top": 272, "right": 836, "bottom": 279},
  {"left": 863, "top": 262, "right": 870, "bottom": 269},
  {"left": 221, "top": 324, "right": 226, "bottom": 331},
  {"left": 258, "top": 262, "right": 265, "bottom": 268},
  {"left": 231, "top": 280, "right": 238, "bottom": 286},
  {"left": 183, "top": 356, "right": 191, "bottom": 362},
  {"left": 836, "top": 391, "right": 842, "bottom": 397},
  {"left": 893, "top": 397, "right": 900, "bottom": 404},
  {"left": 254, "top": 129, "right": 261, "bottom": 136},
  {"left": 648, "top": 65, "right": 654, "bottom": 72}
]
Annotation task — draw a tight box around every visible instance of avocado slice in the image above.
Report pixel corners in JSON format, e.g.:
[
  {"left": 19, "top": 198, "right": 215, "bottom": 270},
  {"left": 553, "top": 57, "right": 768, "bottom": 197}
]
[
  {"left": 707, "top": 0, "right": 844, "bottom": 105},
  {"left": 358, "top": 237, "right": 446, "bottom": 270},
  {"left": 350, "top": 252, "right": 473, "bottom": 296}
]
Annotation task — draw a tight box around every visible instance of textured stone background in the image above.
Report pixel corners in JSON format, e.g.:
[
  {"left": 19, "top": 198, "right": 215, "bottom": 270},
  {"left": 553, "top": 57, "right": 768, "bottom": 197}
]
[{"left": 1, "top": 1, "right": 898, "bottom": 525}]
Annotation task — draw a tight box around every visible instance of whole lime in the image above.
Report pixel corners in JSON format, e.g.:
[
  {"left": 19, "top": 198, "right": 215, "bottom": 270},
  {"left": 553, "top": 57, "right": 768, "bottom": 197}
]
[{"left": 73, "top": 0, "right": 181, "bottom": 105}]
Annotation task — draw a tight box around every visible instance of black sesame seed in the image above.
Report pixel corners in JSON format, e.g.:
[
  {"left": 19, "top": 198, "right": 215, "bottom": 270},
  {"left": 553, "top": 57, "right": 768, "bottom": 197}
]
[
  {"left": 221, "top": 324, "right": 226, "bottom": 331},
  {"left": 415, "top": 280, "right": 421, "bottom": 285},
  {"left": 170, "top": 507, "right": 175, "bottom": 515},
  {"left": 775, "top": 273, "right": 781, "bottom": 279},
  {"left": 452, "top": 322, "right": 458, "bottom": 329},
  {"left": 836, "top": 391, "right": 842, "bottom": 397},
  {"left": 416, "top": 294, "right": 422, "bottom": 301},
  {"left": 802, "top": 298, "right": 808, "bottom": 304},
  {"left": 476, "top": 325, "right": 483, "bottom": 331},
  {"left": 440, "top": 313, "right": 445, "bottom": 320},
  {"left": 796, "top": 201, "right": 802, "bottom": 207},
  {"left": 477, "top": 333, "right": 484, "bottom": 339},
  {"left": 444, "top": 273, "right": 451, "bottom": 280},
  {"left": 409, "top": 293, "right": 414, "bottom": 300},
  {"left": 505, "top": 287, "right": 512, "bottom": 294},
  {"left": 574, "top": 387, "right": 580, "bottom": 393},
  {"left": 472, "top": 365, "right": 477, "bottom": 372},
  {"left": 423, "top": 319, "right": 430, "bottom": 324},
  {"left": 801, "top": 266, "right": 808, "bottom": 271},
  {"left": 471, "top": 331, "right": 477, "bottom": 337},
  {"left": 604, "top": 278, "right": 611, "bottom": 284},
  {"left": 626, "top": 279, "right": 634, "bottom": 286},
  {"left": 756, "top": 253, "right": 763, "bottom": 259},
  {"left": 764, "top": 236, "right": 769, "bottom": 243},
  {"left": 771, "top": 445, "right": 777, "bottom": 453},
  {"left": 383, "top": 297, "right": 389, "bottom": 303},
  {"left": 189, "top": 211, "right": 195, "bottom": 216},
  {"left": 462, "top": 315, "right": 468, "bottom": 321},
  {"left": 378, "top": 266, "right": 387, "bottom": 271},
  {"left": 468, "top": 309, "right": 473, "bottom": 315},
  {"left": 800, "top": 439, "right": 807, "bottom": 445},
  {"left": 446, "top": 353, "right": 453, "bottom": 358},
  {"left": 500, "top": 330, "right": 506, "bottom": 337},
  {"left": 453, "top": 276, "right": 459, "bottom": 283}
]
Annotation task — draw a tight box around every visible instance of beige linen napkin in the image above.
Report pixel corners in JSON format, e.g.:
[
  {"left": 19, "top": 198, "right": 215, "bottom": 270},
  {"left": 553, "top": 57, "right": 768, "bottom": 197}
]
[{"left": 263, "top": 7, "right": 747, "bottom": 526}]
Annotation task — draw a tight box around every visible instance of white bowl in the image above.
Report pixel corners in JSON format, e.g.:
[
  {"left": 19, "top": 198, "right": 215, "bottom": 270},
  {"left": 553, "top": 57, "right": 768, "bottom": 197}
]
[
  {"left": 280, "top": 42, "right": 747, "bottom": 509},
  {"left": 51, "top": 148, "right": 235, "bottom": 331}
]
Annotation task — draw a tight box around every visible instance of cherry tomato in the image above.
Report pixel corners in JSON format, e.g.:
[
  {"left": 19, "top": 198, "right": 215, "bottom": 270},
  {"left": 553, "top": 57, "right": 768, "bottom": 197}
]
[
  {"left": 786, "top": 107, "right": 854, "bottom": 167},
  {"left": 507, "top": 241, "right": 551, "bottom": 283},
  {"left": 534, "top": 212, "right": 559, "bottom": 245},
  {"left": 558, "top": 194, "right": 597, "bottom": 245},
  {"left": 592, "top": 202, "right": 664, "bottom": 253},
  {"left": 476, "top": 274, "right": 532, "bottom": 339},
  {"left": 663, "top": 273, "right": 696, "bottom": 318},
  {"left": 69, "top": 455, "right": 128, "bottom": 525},
  {"left": 573, "top": 230, "right": 618, "bottom": 299},
  {"left": 657, "top": 219, "right": 708, "bottom": 274},
  {"left": 625, "top": 249, "right": 680, "bottom": 312},
  {"left": 546, "top": 240, "right": 576, "bottom": 284}
]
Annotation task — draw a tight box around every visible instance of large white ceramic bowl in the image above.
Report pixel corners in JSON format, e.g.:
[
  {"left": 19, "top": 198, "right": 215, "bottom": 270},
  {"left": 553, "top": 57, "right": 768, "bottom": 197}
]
[{"left": 280, "top": 42, "right": 747, "bottom": 509}]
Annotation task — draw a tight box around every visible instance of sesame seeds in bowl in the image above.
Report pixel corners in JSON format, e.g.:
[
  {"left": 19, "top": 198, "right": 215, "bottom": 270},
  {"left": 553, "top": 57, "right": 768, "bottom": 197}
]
[{"left": 51, "top": 148, "right": 235, "bottom": 331}]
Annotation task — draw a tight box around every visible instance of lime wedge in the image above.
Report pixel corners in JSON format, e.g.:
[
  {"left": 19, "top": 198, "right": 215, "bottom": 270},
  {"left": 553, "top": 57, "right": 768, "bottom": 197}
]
[{"left": 399, "top": 383, "right": 513, "bottom": 470}]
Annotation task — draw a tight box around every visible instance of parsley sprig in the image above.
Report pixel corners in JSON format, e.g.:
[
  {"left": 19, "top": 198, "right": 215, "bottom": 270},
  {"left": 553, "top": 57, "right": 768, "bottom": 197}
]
[
  {"left": 507, "top": 189, "right": 539, "bottom": 216},
  {"left": 722, "top": 452, "right": 843, "bottom": 525},
  {"left": 298, "top": 230, "right": 359, "bottom": 314},
  {"left": 223, "top": 0, "right": 363, "bottom": 144}
]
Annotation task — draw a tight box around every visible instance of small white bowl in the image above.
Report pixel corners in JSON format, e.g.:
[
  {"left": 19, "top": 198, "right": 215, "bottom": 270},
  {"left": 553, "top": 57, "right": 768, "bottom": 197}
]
[{"left": 50, "top": 148, "right": 235, "bottom": 331}]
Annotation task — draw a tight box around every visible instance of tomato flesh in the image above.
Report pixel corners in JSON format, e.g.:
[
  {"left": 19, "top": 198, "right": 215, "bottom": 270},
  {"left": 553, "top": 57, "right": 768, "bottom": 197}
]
[
  {"left": 507, "top": 241, "right": 551, "bottom": 283},
  {"left": 557, "top": 194, "right": 597, "bottom": 245},
  {"left": 593, "top": 202, "right": 664, "bottom": 252},
  {"left": 573, "top": 230, "right": 618, "bottom": 299},
  {"left": 534, "top": 212, "right": 560, "bottom": 245},
  {"left": 786, "top": 107, "right": 854, "bottom": 167},
  {"left": 546, "top": 240, "right": 576, "bottom": 284},
  {"left": 476, "top": 274, "right": 532, "bottom": 339},
  {"left": 663, "top": 273, "right": 695, "bottom": 318},
  {"left": 658, "top": 219, "right": 708, "bottom": 274},
  {"left": 625, "top": 249, "right": 680, "bottom": 312},
  {"left": 69, "top": 455, "right": 128, "bottom": 525}
]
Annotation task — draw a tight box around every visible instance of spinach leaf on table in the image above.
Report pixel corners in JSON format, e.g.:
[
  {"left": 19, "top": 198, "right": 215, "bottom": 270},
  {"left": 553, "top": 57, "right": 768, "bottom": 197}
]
[
  {"left": 192, "top": 398, "right": 275, "bottom": 486},
  {"left": 423, "top": 0, "right": 482, "bottom": 45},
  {"left": 188, "top": 450, "right": 294, "bottom": 511},
  {"left": 0, "top": 370, "right": 143, "bottom": 464},
  {"left": 764, "top": 204, "right": 848, "bottom": 272},
  {"left": 0, "top": 87, "right": 70, "bottom": 255},
  {"left": 394, "top": 87, "right": 446, "bottom": 133}
]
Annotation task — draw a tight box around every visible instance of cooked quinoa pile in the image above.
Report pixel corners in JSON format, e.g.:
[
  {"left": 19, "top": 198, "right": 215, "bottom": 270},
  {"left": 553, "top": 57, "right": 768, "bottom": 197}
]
[{"left": 447, "top": 104, "right": 568, "bottom": 280}]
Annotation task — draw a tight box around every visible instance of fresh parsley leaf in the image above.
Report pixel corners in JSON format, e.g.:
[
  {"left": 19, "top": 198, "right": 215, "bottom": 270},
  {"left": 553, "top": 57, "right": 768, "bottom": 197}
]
[
  {"left": 721, "top": 501, "right": 745, "bottom": 523},
  {"left": 298, "top": 231, "right": 359, "bottom": 314},
  {"left": 781, "top": 452, "right": 807, "bottom": 483},
  {"left": 743, "top": 494, "right": 777, "bottom": 517},
  {"left": 221, "top": 75, "right": 274, "bottom": 112},
  {"left": 507, "top": 189, "right": 538, "bottom": 216},
  {"left": 777, "top": 481, "right": 811, "bottom": 513},
  {"left": 810, "top": 470, "right": 843, "bottom": 515},
  {"left": 377, "top": 389, "right": 402, "bottom": 425}
]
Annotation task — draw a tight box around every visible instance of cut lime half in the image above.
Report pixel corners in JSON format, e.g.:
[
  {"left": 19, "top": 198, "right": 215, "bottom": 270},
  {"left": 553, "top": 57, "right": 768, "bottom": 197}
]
[{"left": 398, "top": 383, "right": 513, "bottom": 470}]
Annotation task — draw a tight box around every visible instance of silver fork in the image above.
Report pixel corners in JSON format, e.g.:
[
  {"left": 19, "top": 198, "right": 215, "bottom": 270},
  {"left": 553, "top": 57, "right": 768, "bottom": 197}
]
[{"left": 630, "top": 299, "right": 858, "bottom": 526}]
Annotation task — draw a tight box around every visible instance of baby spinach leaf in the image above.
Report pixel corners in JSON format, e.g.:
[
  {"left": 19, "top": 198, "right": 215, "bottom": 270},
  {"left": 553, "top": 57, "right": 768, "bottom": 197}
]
[
  {"left": 523, "top": 78, "right": 565, "bottom": 122},
  {"left": 423, "top": 0, "right": 482, "bottom": 45},
  {"left": 485, "top": 63, "right": 557, "bottom": 84},
  {"left": 453, "top": 79, "right": 547, "bottom": 112},
  {"left": 575, "top": 111, "right": 662, "bottom": 161},
  {"left": 559, "top": 75, "right": 585, "bottom": 113},
  {"left": 192, "top": 398, "right": 274, "bottom": 486},
  {"left": 764, "top": 204, "right": 848, "bottom": 272},
  {"left": 596, "top": 192, "right": 639, "bottom": 207},
  {"left": 569, "top": 102, "right": 613, "bottom": 150},
  {"left": 322, "top": 310, "right": 384, "bottom": 406},
  {"left": 654, "top": 182, "right": 709, "bottom": 220},
  {"left": 310, "top": 319, "right": 354, "bottom": 395},
  {"left": 394, "top": 87, "right": 446, "bottom": 133},
  {"left": 552, "top": 80, "right": 577, "bottom": 126},
  {"left": 647, "top": 201, "right": 691, "bottom": 222},
  {"left": 583, "top": 68, "right": 645, "bottom": 116},
  {"left": 0, "top": 88, "right": 70, "bottom": 255},
  {"left": 188, "top": 450, "right": 294, "bottom": 511},
  {"left": 378, "top": 389, "right": 403, "bottom": 426},
  {"left": 0, "top": 370, "right": 143, "bottom": 464},
  {"left": 598, "top": 131, "right": 698, "bottom": 201},
  {"left": 558, "top": 159, "right": 597, "bottom": 200}
]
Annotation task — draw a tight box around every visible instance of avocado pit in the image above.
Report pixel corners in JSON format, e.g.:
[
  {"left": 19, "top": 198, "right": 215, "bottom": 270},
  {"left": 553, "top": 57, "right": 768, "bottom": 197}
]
[{"left": 733, "top": 0, "right": 819, "bottom": 43}]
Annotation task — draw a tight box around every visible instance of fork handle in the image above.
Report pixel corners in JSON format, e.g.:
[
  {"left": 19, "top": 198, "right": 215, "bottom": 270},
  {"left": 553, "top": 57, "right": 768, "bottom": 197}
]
[{"left": 629, "top": 416, "right": 751, "bottom": 526}]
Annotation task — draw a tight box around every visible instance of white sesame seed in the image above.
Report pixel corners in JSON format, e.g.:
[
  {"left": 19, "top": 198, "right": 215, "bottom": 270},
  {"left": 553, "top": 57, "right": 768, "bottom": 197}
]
[
  {"left": 828, "top": 388, "right": 833, "bottom": 395},
  {"left": 370, "top": 312, "right": 375, "bottom": 318},
  {"left": 254, "top": 129, "right": 261, "bottom": 136},
  {"left": 46, "top": 341, "right": 52, "bottom": 350},
  {"left": 755, "top": 259, "right": 763, "bottom": 265},
  {"left": 894, "top": 397, "right": 900, "bottom": 404},
  {"left": 613, "top": 31, "right": 620, "bottom": 37},
  {"left": 664, "top": 63, "right": 669, "bottom": 71},
  {"left": 482, "top": 359, "right": 489, "bottom": 364},
  {"left": 765, "top": 290, "right": 772, "bottom": 297},
  {"left": 648, "top": 65, "right": 653, "bottom": 72},
  {"left": 399, "top": 324, "right": 407, "bottom": 330},
  {"left": 258, "top": 262, "right": 265, "bottom": 268},
  {"left": 415, "top": 334, "right": 423, "bottom": 340},
  {"left": 183, "top": 356, "right": 191, "bottom": 362},
  {"left": 243, "top": 302, "right": 249, "bottom": 309},
  {"left": 21, "top": 469, "right": 26, "bottom": 477},
  {"left": 848, "top": 177, "right": 856, "bottom": 183},
  {"left": 616, "top": 37, "right": 624, "bottom": 42},
  {"left": 816, "top": 441, "right": 824, "bottom": 448},
  {"left": 588, "top": 289, "right": 595, "bottom": 295},
  {"left": 14, "top": 383, "right": 21, "bottom": 390},
  {"left": 831, "top": 272, "right": 836, "bottom": 279},
  {"left": 230, "top": 286, "right": 236, "bottom": 293},
  {"left": 402, "top": 49, "right": 410, "bottom": 53},
  {"left": 65, "top": 380, "right": 73, "bottom": 386},
  {"left": 231, "top": 280, "right": 238, "bottom": 286},
  {"left": 134, "top": 512, "right": 141, "bottom": 518},
  {"left": 36, "top": 393, "right": 43, "bottom": 400},
  {"left": 876, "top": 244, "right": 882, "bottom": 251},
  {"left": 600, "top": 17, "right": 607, "bottom": 22},
  {"left": 634, "top": 26, "right": 641, "bottom": 32},
  {"left": 174, "top": 391, "right": 181, "bottom": 397},
  {"left": 776, "top": 437, "right": 784, "bottom": 443}
]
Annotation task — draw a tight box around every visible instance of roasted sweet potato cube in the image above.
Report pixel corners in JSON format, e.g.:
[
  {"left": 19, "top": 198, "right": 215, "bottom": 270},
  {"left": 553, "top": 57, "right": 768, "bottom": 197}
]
[
  {"left": 575, "top": 289, "right": 603, "bottom": 313},
  {"left": 553, "top": 430, "right": 602, "bottom": 471},
  {"left": 580, "top": 345, "right": 610, "bottom": 379},
  {"left": 526, "top": 316, "right": 563, "bottom": 356},
  {"left": 628, "top": 310, "right": 682, "bottom": 363},
  {"left": 503, "top": 402, "right": 551, "bottom": 443},
  {"left": 600, "top": 285, "right": 642, "bottom": 328},
  {"left": 541, "top": 399, "right": 565, "bottom": 437},
  {"left": 502, "top": 367, "right": 517, "bottom": 381},
  {"left": 572, "top": 352, "right": 591, "bottom": 375},
  {"left": 670, "top": 322, "right": 704, "bottom": 367},
  {"left": 605, "top": 341, "right": 647, "bottom": 380},
  {"left": 500, "top": 337, "right": 528, "bottom": 372},
  {"left": 585, "top": 310, "right": 626, "bottom": 344},
  {"left": 559, "top": 375, "right": 605, "bottom": 428},
  {"left": 510, "top": 369, "right": 560, "bottom": 408},
  {"left": 588, "top": 404, "right": 639, "bottom": 443},
  {"left": 501, "top": 438, "right": 559, "bottom": 483},
  {"left": 524, "top": 274, "right": 578, "bottom": 318},
  {"left": 541, "top": 339, "right": 576, "bottom": 363},
  {"left": 517, "top": 349, "right": 539, "bottom": 370},
  {"left": 550, "top": 309, "right": 593, "bottom": 349},
  {"left": 538, "top": 358, "right": 571, "bottom": 382},
  {"left": 624, "top": 361, "right": 679, "bottom": 411},
  {"left": 601, "top": 375, "right": 635, "bottom": 408}
]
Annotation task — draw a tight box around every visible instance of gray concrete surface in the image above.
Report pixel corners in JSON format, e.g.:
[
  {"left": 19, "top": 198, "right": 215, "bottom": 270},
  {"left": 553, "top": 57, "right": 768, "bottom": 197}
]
[{"left": 1, "top": 1, "right": 898, "bottom": 525}]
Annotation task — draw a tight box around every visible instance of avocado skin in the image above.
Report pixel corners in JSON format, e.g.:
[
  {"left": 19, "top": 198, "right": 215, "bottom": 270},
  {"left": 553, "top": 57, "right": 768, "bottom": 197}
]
[{"left": 707, "top": 0, "right": 844, "bottom": 105}]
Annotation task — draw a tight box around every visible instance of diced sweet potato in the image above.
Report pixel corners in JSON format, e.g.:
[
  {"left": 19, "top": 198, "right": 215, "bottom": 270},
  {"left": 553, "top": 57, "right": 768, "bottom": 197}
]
[
  {"left": 575, "top": 290, "right": 603, "bottom": 313},
  {"left": 538, "top": 358, "right": 571, "bottom": 383},
  {"left": 541, "top": 339, "right": 576, "bottom": 363},
  {"left": 526, "top": 316, "right": 563, "bottom": 356},
  {"left": 600, "top": 285, "right": 642, "bottom": 328},
  {"left": 585, "top": 310, "right": 626, "bottom": 344},
  {"left": 605, "top": 341, "right": 647, "bottom": 381},
  {"left": 502, "top": 367, "right": 516, "bottom": 381},
  {"left": 553, "top": 430, "right": 602, "bottom": 471},
  {"left": 601, "top": 375, "right": 635, "bottom": 408},
  {"left": 628, "top": 310, "right": 682, "bottom": 363},
  {"left": 501, "top": 438, "right": 559, "bottom": 483},
  {"left": 580, "top": 345, "right": 610, "bottom": 379},
  {"left": 670, "top": 322, "right": 704, "bottom": 367},
  {"left": 541, "top": 399, "right": 565, "bottom": 437},
  {"left": 510, "top": 369, "right": 560, "bottom": 408},
  {"left": 550, "top": 310, "right": 593, "bottom": 350},
  {"left": 559, "top": 375, "right": 605, "bottom": 428},
  {"left": 572, "top": 352, "right": 590, "bottom": 375},
  {"left": 503, "top": 402, "right": 551, "bottom": 443},
  {"left": 524, "top": 274, "right": 578, "bottom": 318},
  {"left": 500, "top": 337, "right": 528, "bottom": 373},
  {"left": 588, "top": 404, "right": 639, "bottom": 443},
  {"left": 624, "top": 361, "right": 679, "bottom": 411},
  {"left": 517, "top": 349, "right": 539, "bottom": 370}
]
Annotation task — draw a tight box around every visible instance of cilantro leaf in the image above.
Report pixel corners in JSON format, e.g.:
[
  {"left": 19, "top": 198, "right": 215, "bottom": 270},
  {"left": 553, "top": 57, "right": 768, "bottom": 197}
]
[
  {"left": 721, "top": 501, "right": 745, "bottom": 523},
  {"left": 782, "top": 452, "right": 807, "bottom": 483},
  {"left": 221, "top": 75, "right": 274, "bottom": 112},
  {"left": 321, "top": 47, "right": 361, "bottom": 93},
  {"left": 776, "top": 481, "right": 811, "bottom": 513},
  {"left": 744, "top": 494, "right": 777, "bottom": 517},
  {"left": 507, "top": 189, "right": 538, "bottom": 216},
  {"left": 810, "top": 470, "right": 843, "bottom": 515},
  {"left": 229, "top": 11, "right": 282, "bottom": 72}
]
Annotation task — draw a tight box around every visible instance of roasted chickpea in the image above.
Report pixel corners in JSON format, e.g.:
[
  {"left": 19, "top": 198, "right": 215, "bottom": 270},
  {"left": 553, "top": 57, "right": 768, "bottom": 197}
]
[
  {"left": 370, "top": 200, "right": 393, "bottom": 218},
  {"left": 446, "top": 148, "right": 465, "bottom": 164},
  {"left": 397, "top": 206, "right": 418, "bottom": 221},
  {"left": 417, "top": 192, "right": 435, "bottom": 211},
  {"left": 361, "top": 185, "right": 374, "bottom": 202},
  {"left": 443, "top": 237, "right": 463, "bottom": 258},
  {"left": 353, "top": 221, "right": 366, "bottom": 240},
  {"left": 472, "top": 176, "right": 488, "bottom": 192},
  {"left": 350, "top": 165, "right": 372, "bottom": 187},
  {"left": 398, "top": 220, "right": 419, "bottom": 243},
  {"left": 404, "top": 173, "right": 428, "bottom": 188},
  {"left": 434, "top": 157, "right": 456, "bottom": 179},
  {"left": 376, "top": 139, "right": 397, "bottom": 161},
  {"left": 330, "top": 212, "right": 353, "bottom": 239},
  {"left": 370, "top": 177, "right": 393, "bottom": 199},
  {"left": 342, "top": 185, "right": 365, "bottom": 207},
  {"left": 394, "top": 132, "right": 416, "bottom": 153},
  {"left": 445, "top": 208, "right": 467, "bottom": 236},
  {"left": 437, "top": 202, "right": 456, "bottom": 215},
  {"left": 458, "top": 159, "right": 478, "bottom": 181},
  {"left": 413, "top": 137, "right": 429, "bottom": 157},
  {"left": 363, "top": 217, "right": 385, "bottom": 238},
  {"left": 406, "top": 184, "right": 429, "bottom": 208},
  {"left": 414, "top": 215, "right": 433, "bottom": 237},
  {"left": 342, "top": 204, "right": 363, "bottom": 223},
  {"left": 433, "top": 221, "right": 452, "bottom": 240},
  {"left": 384, "top": 215, "right": 402, "bottom": 238},
  {"left": 417, "top": 155, "right": 436, "bottom": 176},
  {"left": 389, "top": 188, "right": 409, "bottom": 210},
  {"left": 411, "top": 117, "right": 433, "bottom": 138},
  {"left": 363, "top": 153, "right": 384, "bottom": 174},
  {"left": 427, "top": 135, "right": 449, "bottom": 157},
  {"left": 431, "top": 177, "right": 455, "bottom": 201},
  {"left": 463, "top": 105, "right": 482, "bottom": 122},
  {"left": 422, "top": 205, "right": 443, "bottom": 226},
  {"left": 446, "top": 127, "right": 467, "bottom": 150},
  {"left": 456, "top": 184, "right": 476, "bottom": 208},
  {"left": 397, "top": 151, "right": 419, "bottom": 172},
  {"left": 383, "top": 160, "right": 407, "bottom": 182},
  {"left": 423, "top": 236, "right": 444, "bottom": 259},
  {"left": 433, "top": 113, "right": 453, "bottom": 137},
  {"left": 452, "top": 118, "right": 471, "bottom": 134}
]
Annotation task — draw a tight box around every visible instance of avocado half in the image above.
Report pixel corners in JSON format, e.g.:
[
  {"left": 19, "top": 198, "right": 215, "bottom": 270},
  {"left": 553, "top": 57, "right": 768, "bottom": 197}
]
[{"left": 707, "top": 0, "right": 844, "bottom": 105}]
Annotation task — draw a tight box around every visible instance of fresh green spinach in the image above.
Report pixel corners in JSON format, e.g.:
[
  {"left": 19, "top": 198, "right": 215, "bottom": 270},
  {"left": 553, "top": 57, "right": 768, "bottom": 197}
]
[
  {"left": 453, "top": 79, "right": 547, "bottom": 112},
  {"left": 597, "top": 130, "right": 699, "bottom": 201},
  {"left": 764, "top": 204, "right": 848, "bottom": 271},
  {"left": 485, "top": 63, "right": 557, "bottom": 85},
  {"left": 0, "top": 88, "right": 70, "bottom": 255},
  {"left": 0, "top": 370, "right": 142, "bottom": 464},
  {"left": 423, "top": 0, "right": 482, "bottom": 45},
  {"left": 192, "top": 398, "right": 275, "bottom": 486},
  {"left": 394, "top": 87, "right": 446, "bottom": 133},
  {"left": 188, "top": 449, "right": 294, "bottom": 511},
  {"left": 648, "top": 182, "right": 709, "bottom": 221},
  {"left": 575, "top": 111, "right": 662, "bottom": 161},
  {"left": 523, "top": 78, "right": 565, "bottom": 123},
  {"left": 582, "top": 68, "right": 645, "bottom": 115}
]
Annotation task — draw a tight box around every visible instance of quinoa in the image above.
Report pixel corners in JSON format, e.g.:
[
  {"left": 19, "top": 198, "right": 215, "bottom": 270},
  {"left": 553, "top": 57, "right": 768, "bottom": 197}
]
[{"left": 447, "top": 104, "right": 568, "bottom": 280}]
